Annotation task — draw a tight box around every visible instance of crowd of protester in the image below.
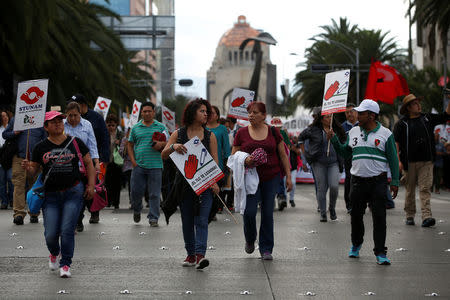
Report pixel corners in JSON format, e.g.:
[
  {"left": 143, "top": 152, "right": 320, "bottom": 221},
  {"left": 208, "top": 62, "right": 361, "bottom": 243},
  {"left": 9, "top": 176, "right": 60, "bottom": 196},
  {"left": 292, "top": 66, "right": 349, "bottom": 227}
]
[{"left": 0, "top": 92, "right": 449, "bottom": 277}]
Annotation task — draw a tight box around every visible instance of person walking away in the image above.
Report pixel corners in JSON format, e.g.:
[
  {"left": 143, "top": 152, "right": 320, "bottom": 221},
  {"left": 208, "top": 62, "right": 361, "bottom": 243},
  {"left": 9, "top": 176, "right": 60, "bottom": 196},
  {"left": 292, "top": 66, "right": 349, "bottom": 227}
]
[
  {"left": 162, "top": 98, "right": 220, "bottom": 269},
  {"left": 69, "top": 94, "right": 110, "bottom": 224},
  {"left": 432, "top": 131, "right": 445, "bottom": 194},
  {"left": 394, "top": 94, "right": 450, "bottom": 227},
  {"left": 288, "top": 136, "right": 300, "bottom": 207},
  {"left": 2, "top": 115, "right": 46, "bottom": 225},
  {"left": 127, "top": 102, "right": 168, "bottom": 227},
  {"left": 105, "top": 114, "right": 124, "bottom": 211},
  {"left": 22, "top": 111, "right": 95, "bottom": 277},
  {"left": 206, "top": 105, "right": 230, "bottom": 216},
  {"left": 231, "top": 102, "right": 292, "bottom": 260},
  {"left": 328, "top": 99, "right": 399, "bottom": 265},
  {"left": 341, "top": 103, "right": 358, "bottom": 213},
  {"left": 63, "top": 102, "right": 100, "bottom": 232},
  {"left": 0, "top": 110, "right": 14, "bottom": 209},
  {"left": 119, "top": 128, "right": 133, "bottom": 208},
  {"left": 298, "top": 110, "right": 345, "bottom": 222}
]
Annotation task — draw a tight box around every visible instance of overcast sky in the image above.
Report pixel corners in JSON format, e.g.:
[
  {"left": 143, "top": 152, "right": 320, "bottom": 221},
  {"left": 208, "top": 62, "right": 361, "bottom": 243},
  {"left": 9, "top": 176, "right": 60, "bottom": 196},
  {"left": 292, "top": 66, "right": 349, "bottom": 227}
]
[{"left": 174, "top": 0, "right": 413, "bottom": 99}]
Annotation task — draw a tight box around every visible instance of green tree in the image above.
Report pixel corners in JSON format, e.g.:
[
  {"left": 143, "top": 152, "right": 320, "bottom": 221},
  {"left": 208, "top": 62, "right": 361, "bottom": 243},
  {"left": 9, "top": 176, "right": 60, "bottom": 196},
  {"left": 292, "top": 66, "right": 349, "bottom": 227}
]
[
  {"left": 0, "top": 0, "right": 153, "bottom": 110},
  {"left": 405, "top": 66, "right": 442, "bottom": 111},
  {"left": 293, "top": 18, "right": 407, "bottom": 110}
]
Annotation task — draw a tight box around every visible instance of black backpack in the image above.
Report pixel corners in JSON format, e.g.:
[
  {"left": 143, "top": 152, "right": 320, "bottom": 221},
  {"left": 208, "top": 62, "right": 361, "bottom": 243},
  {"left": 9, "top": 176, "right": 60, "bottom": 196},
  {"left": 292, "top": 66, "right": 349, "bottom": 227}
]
[{"left": 0, "top": 138, "right": 18, "bottom": 170}]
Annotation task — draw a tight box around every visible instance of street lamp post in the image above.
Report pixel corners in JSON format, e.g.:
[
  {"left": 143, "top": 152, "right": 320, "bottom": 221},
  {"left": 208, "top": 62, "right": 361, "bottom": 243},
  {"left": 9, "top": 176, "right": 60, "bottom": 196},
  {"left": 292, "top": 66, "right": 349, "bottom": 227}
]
[{"left": 326, "top": 39, "right": 360, "bottom": 105}]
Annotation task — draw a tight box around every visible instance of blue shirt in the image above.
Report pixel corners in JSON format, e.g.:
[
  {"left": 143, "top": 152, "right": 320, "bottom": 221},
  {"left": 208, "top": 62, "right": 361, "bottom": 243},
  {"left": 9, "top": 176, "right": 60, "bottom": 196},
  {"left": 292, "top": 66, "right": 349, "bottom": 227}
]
[
  {"left": 206, "top": 124, "right": 230, "bottom": 171},
  {"left": 342, "top": 120, "right": 359, "bottom": 133},
  {"left": 64, "top": 118, "right": 99, "bottom": 159}
]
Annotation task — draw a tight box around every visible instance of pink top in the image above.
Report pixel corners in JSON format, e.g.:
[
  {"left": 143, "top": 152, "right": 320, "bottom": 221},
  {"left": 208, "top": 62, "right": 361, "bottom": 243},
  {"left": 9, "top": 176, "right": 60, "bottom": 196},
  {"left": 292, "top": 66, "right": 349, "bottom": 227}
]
[{"left": 234, "top": 126, "right": 282, "bottom": 182}]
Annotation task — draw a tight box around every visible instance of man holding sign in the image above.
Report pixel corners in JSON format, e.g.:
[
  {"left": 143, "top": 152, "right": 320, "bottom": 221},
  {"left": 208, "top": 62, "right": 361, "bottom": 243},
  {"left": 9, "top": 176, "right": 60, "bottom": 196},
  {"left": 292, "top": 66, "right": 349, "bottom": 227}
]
[
  {"left": 3, "top": 79, "right": 47, "bottom": 225},
  {"left": 162, "top": 99, "right": 220, "bottom": 270}
]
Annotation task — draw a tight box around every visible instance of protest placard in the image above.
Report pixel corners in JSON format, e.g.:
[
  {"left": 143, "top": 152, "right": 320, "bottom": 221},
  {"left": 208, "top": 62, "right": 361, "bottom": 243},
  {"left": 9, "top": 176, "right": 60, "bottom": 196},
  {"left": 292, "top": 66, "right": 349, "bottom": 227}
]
[
  {"left": 93, "top": 96, "right": 112, "bottom": 120},
  {"left": 170, "top": 136, "right": 224, "bottom": 195},
  {"left": 227, "top": 88, "right": 255, "bottom": 120},
  {"left": 321, "top": 69, "right": 350, "bottom": 115},
  {"left": 161, "top": 105, "right": 176, "bottom": 133},
  {"left": 13, "top": 79, "right": 48, "bottom": 131},
  {"left": 128, "top": 100, "right": 141, "bottom": 128}
]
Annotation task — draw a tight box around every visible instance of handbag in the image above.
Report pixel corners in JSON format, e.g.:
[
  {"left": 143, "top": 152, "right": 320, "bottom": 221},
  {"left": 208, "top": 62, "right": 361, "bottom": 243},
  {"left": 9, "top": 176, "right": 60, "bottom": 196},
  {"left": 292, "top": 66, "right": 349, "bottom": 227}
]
[
  {"left": 26, "top": 174, "right": 45, "bottom": 214},
  {"left": 72, "top": 138, "right": 108, "bottom": 212},
  {"left": 26, "top": 136, "right": 76, "bottom": 213},
  {"left": 113, "top": 146, "right": 124, "bottom": 166}
]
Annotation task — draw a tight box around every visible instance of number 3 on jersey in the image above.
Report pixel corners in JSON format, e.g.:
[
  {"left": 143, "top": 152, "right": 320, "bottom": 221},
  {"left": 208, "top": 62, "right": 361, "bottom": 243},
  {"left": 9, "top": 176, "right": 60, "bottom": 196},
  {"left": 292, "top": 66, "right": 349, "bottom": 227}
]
[{"left": 352, "top": 137, "right": 358, "bottom": 146}]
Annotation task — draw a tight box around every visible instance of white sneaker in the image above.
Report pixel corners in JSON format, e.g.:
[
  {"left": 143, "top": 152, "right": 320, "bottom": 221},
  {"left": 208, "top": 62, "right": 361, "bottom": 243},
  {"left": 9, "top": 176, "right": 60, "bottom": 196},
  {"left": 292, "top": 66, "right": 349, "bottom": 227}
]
[
  {"left": 59, "top": 265, "right": 71, "bottom": 278},
  {"left": 48, "top": 254, "right": 59, "bottom": 271}
]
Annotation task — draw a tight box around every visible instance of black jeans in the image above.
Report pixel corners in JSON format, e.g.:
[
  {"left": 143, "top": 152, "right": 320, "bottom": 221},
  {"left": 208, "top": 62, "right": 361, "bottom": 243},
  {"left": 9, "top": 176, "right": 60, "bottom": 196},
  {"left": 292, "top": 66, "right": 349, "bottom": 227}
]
[
  {"left": 350, "top": 173, "right": 388, "bottom": 255},
  {"left": 343, "top": 159, "right": 352, "bottom": 210},
  {"left": 105, "top": 162, "right": 122, "bottom": 208}
]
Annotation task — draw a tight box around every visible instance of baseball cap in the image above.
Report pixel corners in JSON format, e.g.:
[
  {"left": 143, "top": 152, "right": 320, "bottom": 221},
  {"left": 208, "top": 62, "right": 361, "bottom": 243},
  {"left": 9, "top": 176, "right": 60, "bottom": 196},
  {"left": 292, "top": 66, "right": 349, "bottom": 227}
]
[
  {"left": 44, "top": 111, "right": 65, "bottom": 122},
  {"left": 69, "top": 94, "right": 87, "bottom": 104},
  {"left": 354, "top": 99, "right": 380, "bottom": 114}
]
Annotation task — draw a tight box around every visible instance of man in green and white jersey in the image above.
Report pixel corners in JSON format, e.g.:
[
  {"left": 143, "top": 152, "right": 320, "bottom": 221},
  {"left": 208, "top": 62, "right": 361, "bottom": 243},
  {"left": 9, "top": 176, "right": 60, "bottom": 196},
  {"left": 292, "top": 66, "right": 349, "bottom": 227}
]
[{"left": 327, "top": 99, "right": 399, "bottom": 265}]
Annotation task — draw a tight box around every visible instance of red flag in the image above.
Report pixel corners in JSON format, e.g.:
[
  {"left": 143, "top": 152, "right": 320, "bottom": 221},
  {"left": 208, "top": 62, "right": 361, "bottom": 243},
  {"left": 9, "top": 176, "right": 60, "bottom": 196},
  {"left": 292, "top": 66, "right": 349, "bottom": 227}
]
[{"left": 364, "top": 61, "right": 409, "bottom": 104}]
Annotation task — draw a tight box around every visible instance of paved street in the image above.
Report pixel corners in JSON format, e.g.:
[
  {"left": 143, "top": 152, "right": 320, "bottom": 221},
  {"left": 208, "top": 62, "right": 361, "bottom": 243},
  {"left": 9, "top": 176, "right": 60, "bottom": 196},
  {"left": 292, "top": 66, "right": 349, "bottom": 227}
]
[{"left": 0, "top": 184, "right": 449, "bottom": 299}]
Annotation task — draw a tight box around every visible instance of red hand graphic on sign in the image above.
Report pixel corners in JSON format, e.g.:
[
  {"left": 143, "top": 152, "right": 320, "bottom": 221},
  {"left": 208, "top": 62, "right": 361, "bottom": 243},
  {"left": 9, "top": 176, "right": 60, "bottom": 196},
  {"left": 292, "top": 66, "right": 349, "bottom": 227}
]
[
  {"left": 132, "top": 104, "right": 139, "bottom": 114},
  {"left": 231, "top": 96, "right": 246, "bottom": 107},
  {"left": 163, "top": 111, "right": 173, "bottom": 121},
  {"left": 324, "top": 81, "right": 340, "bottom": 100},
  {"left": 20, "top": 86, "right": 44, "bottom": 105},
  {"left": 97, "top": 100, "right": 108, "bottom": 110},
  {"left": 184, "top": 154, "right": 198, "bottom": 179}
]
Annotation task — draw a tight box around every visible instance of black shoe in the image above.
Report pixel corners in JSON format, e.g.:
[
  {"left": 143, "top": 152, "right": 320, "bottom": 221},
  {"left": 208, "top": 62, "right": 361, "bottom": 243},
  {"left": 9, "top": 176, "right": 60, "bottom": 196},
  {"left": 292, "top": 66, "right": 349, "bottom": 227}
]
[
  {"left": 13, "top": 215, "right": 24, "bottom": 225},
  {"left": 0, "top": 204, "right": 7, "bottom": 210},
  {"left": 30, "top": 216, "right": 39, "bottom": 223},
  {"left": 89, "top": 212, "right": 99, "bottom": 224},
  {"left": 76, "top": 222, "right": 84, "bottom": 232},
  {"left": 405, "top": 217, "right": 415, "bottom": 226},
  {"left": 133, "top": 213, "right": 141, "bottom": 223},
  {"left": 320, "top": 214, "right": 327, "bottom": 222},
  {"left": 421, "top": 218, "right": 436, "bottom": 228},
  {"left": 289, "top": 200, "right": 295, "bottom": 207},
  {"left": 329, "top": 209, "right": 337, "bottom": 221}
]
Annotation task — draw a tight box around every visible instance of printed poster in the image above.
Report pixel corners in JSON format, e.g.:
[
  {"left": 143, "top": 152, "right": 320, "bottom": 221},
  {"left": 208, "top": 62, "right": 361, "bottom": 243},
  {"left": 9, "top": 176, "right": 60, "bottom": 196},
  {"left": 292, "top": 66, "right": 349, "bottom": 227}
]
[
  {"left": 170, "top": 136, "right": 224, "bottom": 195},
  {"left": 13, "top": 79, "right": 49, "bottom": 131},
  {"left": 321, "top": 69, "right": 350, "bottom": 115},
  {"left": 128, "top": 100, "right": 142, "bottom": 128},
  {"left": 162, "top": 105, "right": 176, "bottom": 133},
  {"left": 93, "top": 96, "right": 112, "bottom": 120},
  {"left": 227, "top": 88, "right": 255, "bottom": 120}
]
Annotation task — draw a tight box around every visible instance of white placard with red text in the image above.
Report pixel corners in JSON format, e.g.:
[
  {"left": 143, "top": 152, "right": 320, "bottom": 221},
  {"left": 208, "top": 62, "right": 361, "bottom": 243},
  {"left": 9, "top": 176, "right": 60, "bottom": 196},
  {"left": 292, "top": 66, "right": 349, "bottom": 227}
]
[
  {"left": 227, "top": 88, "right": 255, "bottom": 120},
  {"left": 13, "top": 79, "right": 49, "bottom": 131},
  {"left": 321, "top": 69, "right": 350, "bottom": 115},
  {"left": 93, "top": 96, "right": 112, "bottom": 120},
  {"left": 170, "top": 136, "right": 224, "bottom": 195},
  {"left": 162, "top": 105, "right": 176, "bottom": 133},
  {"left": 128, "top": 100, "right": 142, "bottom": 128}
]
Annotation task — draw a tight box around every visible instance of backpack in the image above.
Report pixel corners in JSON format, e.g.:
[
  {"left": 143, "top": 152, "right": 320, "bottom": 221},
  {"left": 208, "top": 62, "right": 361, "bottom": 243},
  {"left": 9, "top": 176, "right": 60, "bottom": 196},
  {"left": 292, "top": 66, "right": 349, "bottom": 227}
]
[{"left": 0, "top": 138, "right": 18, "bottom": 170}]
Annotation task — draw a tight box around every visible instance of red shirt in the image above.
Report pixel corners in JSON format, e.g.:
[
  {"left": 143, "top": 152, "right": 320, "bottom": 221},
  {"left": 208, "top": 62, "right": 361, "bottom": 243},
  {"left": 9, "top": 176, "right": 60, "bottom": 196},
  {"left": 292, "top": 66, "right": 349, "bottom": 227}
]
[{"left": 234, "top": 125, "right": 282, "bottom": 182}]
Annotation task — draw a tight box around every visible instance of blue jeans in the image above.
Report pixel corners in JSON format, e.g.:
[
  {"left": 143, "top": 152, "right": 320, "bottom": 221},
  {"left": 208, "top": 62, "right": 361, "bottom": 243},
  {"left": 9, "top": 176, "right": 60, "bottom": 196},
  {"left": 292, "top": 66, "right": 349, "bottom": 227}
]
[
  {"left": 130, "top": 166, "right": 162, "bottom": 221},
  {"left": 179, "top": 189, "right": 213, "bottom": 255},
  {"left": 311, "top": 162, "right": 340, "bottom": 216},
  {"left": 244, "top": 174, "right": 279, "bottom": 255},
  {"left": 0, "top": 165, "right": 13, "bottom": 206},
  {"left": 42, "top": 182, "right": 84, "bottom": 267}
]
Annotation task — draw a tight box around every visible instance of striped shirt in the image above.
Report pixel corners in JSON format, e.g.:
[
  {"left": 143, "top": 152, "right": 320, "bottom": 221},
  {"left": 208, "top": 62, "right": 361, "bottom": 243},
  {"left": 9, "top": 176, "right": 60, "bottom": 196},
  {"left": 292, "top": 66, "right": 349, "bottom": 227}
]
[
  {"left": 129, "top": 120, "right": 167, "bottom": 169},
  {"left": 331, "top": 122, "right": 399, "bottom": 186}
]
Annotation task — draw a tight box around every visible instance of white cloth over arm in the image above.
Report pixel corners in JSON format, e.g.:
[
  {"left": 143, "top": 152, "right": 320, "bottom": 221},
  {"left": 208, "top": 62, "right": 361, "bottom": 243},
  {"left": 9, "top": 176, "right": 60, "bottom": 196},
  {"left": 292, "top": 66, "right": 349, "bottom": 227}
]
[{"left": 227, "top": 151, "right": 259, "bottom": 215}]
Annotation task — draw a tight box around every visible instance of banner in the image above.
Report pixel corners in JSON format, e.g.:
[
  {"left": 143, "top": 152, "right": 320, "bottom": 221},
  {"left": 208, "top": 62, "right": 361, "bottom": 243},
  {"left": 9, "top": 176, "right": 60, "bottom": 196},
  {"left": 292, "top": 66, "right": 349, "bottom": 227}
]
[
  {"left": 93, "top": 96, "right": 112, "bottom": 120},
  {"left": 161, "top": 105, "right": 176, "bottom": 133},
  {"left": 13, "top": 79, "right": 49, "bottom": 131},
  {"left": 128, "top": 100, "right": 142, "bottom": 128},
  {"left": 321, "top": 70, "right": 350, "bottom": 115},
  {"left": 170, "top": 136, "right": 224, "bottom": 195},
  {"left": 227, "top": 88, "right": 255, "bottom": 120}
]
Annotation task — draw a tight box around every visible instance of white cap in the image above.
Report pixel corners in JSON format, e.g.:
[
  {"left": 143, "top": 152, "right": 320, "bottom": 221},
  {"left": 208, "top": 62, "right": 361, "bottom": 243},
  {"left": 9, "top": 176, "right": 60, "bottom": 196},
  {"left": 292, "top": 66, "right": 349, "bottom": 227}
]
[{"left": 354, "top": 99, "right": 380, "bottom": 114}]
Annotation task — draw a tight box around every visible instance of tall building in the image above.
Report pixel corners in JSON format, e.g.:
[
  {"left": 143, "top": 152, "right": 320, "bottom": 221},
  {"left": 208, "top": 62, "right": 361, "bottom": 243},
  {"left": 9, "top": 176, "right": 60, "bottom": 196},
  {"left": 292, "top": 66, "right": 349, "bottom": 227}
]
[
  {"left": 415, "top": 24, "right": 450, "bottom": 72},
  {"left": 90, "top": 0, "right": 175, "bottom": 103},
  {"left": 207, "top": 16, "right": 276, "bottom": 114}
]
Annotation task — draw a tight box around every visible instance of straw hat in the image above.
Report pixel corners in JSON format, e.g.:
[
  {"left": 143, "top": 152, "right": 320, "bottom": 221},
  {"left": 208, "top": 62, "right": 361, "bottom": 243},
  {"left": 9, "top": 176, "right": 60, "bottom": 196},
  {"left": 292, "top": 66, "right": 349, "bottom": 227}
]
[{"left": 400, "top": 94, "right": 422, "bottom": 115}]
